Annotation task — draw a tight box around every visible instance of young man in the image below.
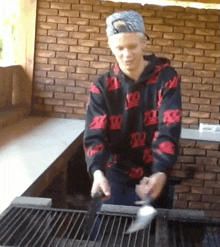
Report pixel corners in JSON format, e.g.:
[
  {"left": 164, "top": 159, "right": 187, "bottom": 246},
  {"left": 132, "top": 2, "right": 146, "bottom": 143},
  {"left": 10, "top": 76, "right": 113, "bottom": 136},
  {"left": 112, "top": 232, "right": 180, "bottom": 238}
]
[{"left": 83, "top": 11, "right": 182, "bottom": 208}]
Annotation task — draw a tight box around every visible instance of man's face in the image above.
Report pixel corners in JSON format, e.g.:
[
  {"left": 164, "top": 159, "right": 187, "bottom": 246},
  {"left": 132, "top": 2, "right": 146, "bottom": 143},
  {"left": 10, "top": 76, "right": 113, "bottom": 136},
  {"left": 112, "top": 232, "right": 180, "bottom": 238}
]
[{"left": 108, "top": 32, "right": 145, "bottom": 73}]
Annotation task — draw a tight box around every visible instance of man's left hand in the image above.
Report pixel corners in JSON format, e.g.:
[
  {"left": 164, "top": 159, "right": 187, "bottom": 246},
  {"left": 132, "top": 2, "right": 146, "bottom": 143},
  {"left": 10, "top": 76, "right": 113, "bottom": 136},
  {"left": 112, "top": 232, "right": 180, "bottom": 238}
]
[{"left": 136, "top": 172, "right": 167, "bottom": 202}]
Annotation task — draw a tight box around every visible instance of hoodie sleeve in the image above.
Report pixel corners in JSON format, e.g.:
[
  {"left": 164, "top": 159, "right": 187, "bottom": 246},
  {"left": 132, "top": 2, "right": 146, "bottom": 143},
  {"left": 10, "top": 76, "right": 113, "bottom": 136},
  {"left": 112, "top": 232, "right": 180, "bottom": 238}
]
[
  {"left": 151, "top": 67, "right": 182, "bottom": 174},
  {"left": 83, "top": 78, "right": 110, "bottom": 175}
]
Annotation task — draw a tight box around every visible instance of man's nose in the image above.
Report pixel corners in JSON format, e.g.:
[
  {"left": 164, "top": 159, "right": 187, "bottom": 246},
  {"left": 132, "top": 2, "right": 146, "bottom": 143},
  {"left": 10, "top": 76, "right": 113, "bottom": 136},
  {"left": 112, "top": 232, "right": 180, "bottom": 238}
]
[{"left": 123, "top": 49, "right": 132, "bottom": 58}]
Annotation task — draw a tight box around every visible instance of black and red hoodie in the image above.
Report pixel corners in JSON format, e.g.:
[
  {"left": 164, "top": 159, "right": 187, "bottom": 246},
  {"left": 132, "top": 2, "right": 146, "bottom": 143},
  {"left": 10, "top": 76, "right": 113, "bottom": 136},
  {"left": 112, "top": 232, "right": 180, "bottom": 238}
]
[{"left": 83, "top": 54, "right": 182, "bottom": 181}]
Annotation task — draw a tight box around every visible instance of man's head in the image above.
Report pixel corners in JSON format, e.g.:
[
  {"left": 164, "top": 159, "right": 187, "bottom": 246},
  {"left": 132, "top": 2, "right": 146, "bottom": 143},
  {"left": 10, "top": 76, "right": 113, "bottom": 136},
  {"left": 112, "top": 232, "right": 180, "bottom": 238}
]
[{"left": 106, "top": 11, "right": 149, "bottom": 74}]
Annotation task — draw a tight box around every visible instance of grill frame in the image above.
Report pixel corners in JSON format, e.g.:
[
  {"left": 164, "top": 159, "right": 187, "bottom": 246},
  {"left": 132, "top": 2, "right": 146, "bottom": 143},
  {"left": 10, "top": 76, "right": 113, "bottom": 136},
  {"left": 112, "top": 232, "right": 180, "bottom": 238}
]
[{"left": 0, "top": 204, "right": 220, "bottom": 247}]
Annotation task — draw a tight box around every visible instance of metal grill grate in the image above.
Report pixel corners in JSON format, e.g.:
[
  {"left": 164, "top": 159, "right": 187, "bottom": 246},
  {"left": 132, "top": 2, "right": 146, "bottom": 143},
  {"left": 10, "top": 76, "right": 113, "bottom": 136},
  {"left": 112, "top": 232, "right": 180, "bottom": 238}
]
[{"left": 0, "top": 205, "right": 220, "bottom": 247}]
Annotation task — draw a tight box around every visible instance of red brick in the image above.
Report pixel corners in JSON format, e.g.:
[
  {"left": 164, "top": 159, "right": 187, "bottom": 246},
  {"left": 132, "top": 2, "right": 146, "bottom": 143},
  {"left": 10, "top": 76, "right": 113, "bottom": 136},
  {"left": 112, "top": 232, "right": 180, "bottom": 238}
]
[
  {"left": 173, "top": 200, "right": 188, "bottom": 209},
  {"left": 78, "top": 39, "right": 98, "bottom": 47},
  {"left": 69, "top": 46, "right": 90, "bottom": 53},
  {"left": 195, "top": 57, "right": 215, "bottom": 64},
  {"left": 188, "top": 202, "right": 210, "bottom": 210},
  {"left": 80, "top": 11, "right": 100, "bottom": 19},
  {"left": 185, "top": 20, "right": 205, "bottom": 28},
  {"left": 205, "top": 50, "right": 220, "bottom": 58},
  {"left": 74, "top": 108, "right": 86, "bottom": 115},
  {"left": 48, "top": 44, "right": 68, "bottom": 52},
  {"left": 179, "top": 194, "right": 201, "bottom": 201},
  {"left": 79, "top": 26, "right": 99, "bottom": 33},
  {"left": 190, "top": 111, "right": 210, "bottom": 119},
  {"left": 205, "top": 181, "right": 220, "bottom": 189},
  {"left": 51, "top": 2, "right": 71, "bottom": 9},
  {"left": 211, "top": 113, "right": 220, "bottom": 120},
  {"left": 164, "top": 19, "right": 184, "bottom": 26},
  {"left": 182, "top": 76, "right": 201, "bottom": 83},
  {"left": 206, "top": 36, "right": 220, "bottom": 43},
  {"left": 183, "top": 148, "right": 206, "bottom": 156},
  {"left": 55, "top": 79, "right": 75, "bottom": 86},
  {"left": 156, "top": 11, "right": 177, "bottom": 18},
  {"left": 207, "top": 22, "right": 220, "bottom": 29},
  {"left": 194, "top": 172, "right": 216, "bottom": 180},
  {"left": 48, "top": 30, "right": 68, "bottom": 37},
  {"left": 177, "top": 13, "right": 196, "bottom": 20},
  {"left": 78, "top": 54, "right": 98, "bottom": 61},
  {"left": 202, "top": 77, "right": 219, "bottom": 85},
  {"left": 143, "top": 17, "right": 163, "bottom": 25},
  {"left": 35, "top": 78, "right": 54, "bottom": 85},
  {"left": 181, "top": 96, "right": 190, "bottom": 103},
  {"left": 65, "top": 100, "right": 84, "bottom": 107},
  {"left": 76, "top": 67, "right": 96, "bottom": 75},
  {"left": 69, "top": 32, "right": 89, "bottom": 39},
  {"left": 34, "top": 91, "right": 53, "bottom": 98},
  {"left": 38, "top": 8, "right": 58, "bottom": 16},
  {"left": 100, "top": 0, "right": 121, "bottom": 7},
  {"left": 214, "top": 189, "right": 220, "bottom": 195},
  {"left": 99, "top": 55, "right": 116, "bottom": 63},
  {"left": 90, "top": 33, "right": 107, "bottom": 41},
  {"left": 48, "top": 16, "right": 68, "bottom": 24},
  {"left": 44, "top": 98, "right": 64, "bottom": 105},
  {"left": 45, "top": 84, "right": 65, "bottom": 92},
  {"left": 93, "top": 6, "right": 113, "bottom": 13},
  {"left": 176, "top": 69, "right": 193, "bottom": 76},
  {"left": 197, "top": 156, "right": 218, "bottom": 166},
  {"left": 57, "top": 38, "right": 77, "bottom": 45},
  {"left": 33, "top": 104, "right": 53, "bottom": 113},
  {"left": 163, "top": 6, "right": 185, "bottom": 12},
  {"left": 181, "top": 110, "right": 189, "bottom": 116},
  {"left": 37, "top": 22, "right": 57, "bottom": 30},
  {"left": 68, "top": 17, "right": 89, "bottom": 25},
  {"left": 91, "top": 48, "right": 111, "bottom": 55},
  {"left": 179, "top": 140, "right": 196, "bottom": 147},
  {"left": 205, "top": 165, "right": 220, "bottom": 173},
  {"left": 36, "top": 43, "right": 47, "bottom": 50},
  {"left": 207, "top": 150, "right": 220, "bottom": 157},
  {"left": 182, "top": 103, "right": 198, "bottom": 110},
  {"left": 140, "top": 10, "right": 155, "bottom": 17},
  {"left": 183, "top": 62, "right": 203, "bottom": 70},
  {"left": 54, "top": 106, "right": 73, "bottom": 113},
  {"left": 47, "top": 71, "right": 67, "bottom": 79},
  {"left": 56, "top": 52, "right": 76, "bottom": 60},
  {"left": 196, "top": 142, "right": 218, "bottom": 150},
  {"left": 194, "top": 70, "right": 214, "bottom": 77},
  {"left": 76, "top": 80, "right": 91, "bottom": 88},
  {"left": 175, "top": 185, "right": 190, "bottom": 193},
  {"left": 191, "top": 187, "right": 213, "bottom": 194},
  {"left": 68, "top": 73, "right": 89, "bottom": 80},
  {"left": 182, "top": 177, "right": 204, "bottom": 186},
  {"left": 90, "top": 61, "right": 110, "bottom": 69},
  {"left": 38, "top": 16, "right": 47, "bottom": 22},
  {"left": 55, "top": 65, "right": 75, "bottom": 73},
  {"left": 203, "top": 195, "right": 220, "bottom": 203},
  {"left": 182, "top": 89, "right": 199, "bottom": 97},
  {"left": 80, "top": 0, "right": 100, "bottom": 4},
  {"left": 174, "top": 26, "right": 194, "bottom": 34},
  {"left": 66, "top": 86, "right": 86, "bottom": 94},
  {"left": 195, "top": 42, "right": 215, "bottom": 50},
  {"left": 174, "top": 55, "right": 194, "bottom": 62},
  {"left": 145, "top": 45, "right": 162, "bottom": 53},
  {"left": 59, "top": 10, "right": 79, "bottom": 17},
  {"left": 174, "top": 40, "right": 194, "bottom": 48},
  {"left": 152, "top": 25, "right": 173, "bottom": 32},
  {"left": 164, "top": 33, "right": 184, "bottom": 40},
  {"left": 198, "top": 14, "right": 218, "bottom": 22},
  {"left": 193, "top": 84, "right": 212, "bottom": 91},
  {"left": 38, "top": 2, "right": 50, "bottom": 8},
  {"left": 71, "top": 4, "right": 92, "bottom": 11},
  {"left": 36, "top": 50, "right": 55, "bottom": 58},
  {"left": 201, "top": 91, "right": 219, "bottom": 99},
  {"left": 57, "top": 24, "right": 78, "bottom": 31},
  {"left": 185, "top": 7, "right": 205, "bottom": 14},
  {"left": 69, "top": 60, "right": 89, "bottom": 68},
  {"left": 35, "top": 64, "right": 54, "bottom": 71},
  {"left": 162, "top": 47, "right": 182, "bottom": 54},
  {"left": 153, "top": 39, "right": 173, "bottom": 46},
  {"left": 146, "top": 31, "right": 163, "bottom": 39},
  {"left": 182, "top": 117, "right": 198, "bottom": 125},
  {"left": 36, "top": 36, "right": 56, "bottom": 43},
  {"left": 36, "top": 29, "right": 47, "bottom": 36},
  {"left": 200, "top": 105, "right": 219, "bottom": 112}
]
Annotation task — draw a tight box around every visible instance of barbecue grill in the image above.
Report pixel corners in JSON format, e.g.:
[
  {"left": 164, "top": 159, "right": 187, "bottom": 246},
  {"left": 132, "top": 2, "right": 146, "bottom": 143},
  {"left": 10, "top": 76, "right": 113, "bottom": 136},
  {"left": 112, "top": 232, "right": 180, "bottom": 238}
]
[{"left": 0, "top": 197, "right": 220, "bottom": 247}]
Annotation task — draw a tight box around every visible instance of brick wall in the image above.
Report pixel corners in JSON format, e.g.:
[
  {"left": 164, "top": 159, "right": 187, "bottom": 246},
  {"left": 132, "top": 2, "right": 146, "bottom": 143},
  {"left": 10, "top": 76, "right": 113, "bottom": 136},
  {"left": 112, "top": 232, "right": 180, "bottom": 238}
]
[{"left": 33, "top": 0, "right": 220, "bottom": 216}]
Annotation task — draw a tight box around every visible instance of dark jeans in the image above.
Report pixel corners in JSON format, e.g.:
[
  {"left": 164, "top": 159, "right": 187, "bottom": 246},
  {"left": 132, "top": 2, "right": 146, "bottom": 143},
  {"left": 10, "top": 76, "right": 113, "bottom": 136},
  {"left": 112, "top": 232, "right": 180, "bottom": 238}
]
[{"left": 104, "top": 166, "right": 172, "bottom": 209}]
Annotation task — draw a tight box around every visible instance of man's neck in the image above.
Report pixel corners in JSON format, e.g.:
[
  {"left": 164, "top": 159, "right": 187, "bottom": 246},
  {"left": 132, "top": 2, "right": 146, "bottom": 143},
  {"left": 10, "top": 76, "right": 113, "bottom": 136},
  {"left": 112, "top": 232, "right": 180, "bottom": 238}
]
[{"left": 121, "top": 60, "right": 148, "bottom": 81}]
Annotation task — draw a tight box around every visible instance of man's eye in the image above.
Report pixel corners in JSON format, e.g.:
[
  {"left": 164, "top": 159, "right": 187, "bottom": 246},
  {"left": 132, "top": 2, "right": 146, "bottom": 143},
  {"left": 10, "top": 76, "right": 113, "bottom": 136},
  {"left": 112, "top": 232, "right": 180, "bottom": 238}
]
[{"left": 117, "top": 47, "right": 123, "bottom": 51}]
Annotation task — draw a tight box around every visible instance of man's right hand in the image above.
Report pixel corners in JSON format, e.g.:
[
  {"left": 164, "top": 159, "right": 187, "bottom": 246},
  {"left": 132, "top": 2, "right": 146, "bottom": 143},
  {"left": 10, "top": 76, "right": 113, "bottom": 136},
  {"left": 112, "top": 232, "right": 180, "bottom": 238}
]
[{"left": 91, "top": 170, "right": 111, "bottom": 201}]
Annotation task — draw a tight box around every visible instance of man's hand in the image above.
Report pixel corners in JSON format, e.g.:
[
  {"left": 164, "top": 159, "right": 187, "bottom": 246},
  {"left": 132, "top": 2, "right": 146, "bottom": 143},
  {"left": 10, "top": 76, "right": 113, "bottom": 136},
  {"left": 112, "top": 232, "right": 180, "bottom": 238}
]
[
  {"left": 136, "top": 172, "right": 167, "bottom": 201},
  {"left": 91, "top": 170, "right": 111, "bottom": 201}
]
